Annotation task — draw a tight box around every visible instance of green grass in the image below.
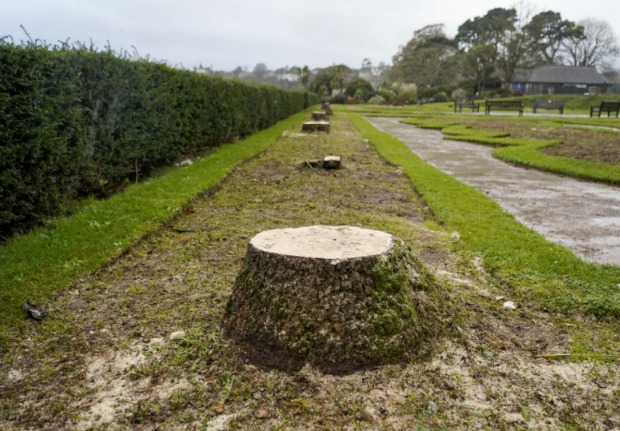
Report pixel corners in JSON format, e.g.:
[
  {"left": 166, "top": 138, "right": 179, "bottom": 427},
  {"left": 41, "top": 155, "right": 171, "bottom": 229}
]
[
  {"left": 398, "top": 116, "right": 620, "bottom": 185},
  {"left": 493, "top": 141, "right": 620, "bottom": 184},
  {"left": 347, "top": 113, "right": 620, "bottom": 317},
  {"left": 0, "top": 109, "right": 313, "bottom": 350}
]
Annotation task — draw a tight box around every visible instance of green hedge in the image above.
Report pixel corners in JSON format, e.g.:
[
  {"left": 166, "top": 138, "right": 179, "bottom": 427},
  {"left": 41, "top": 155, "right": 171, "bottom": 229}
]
[{"left": 0, "top": 42, "right": 318, "bottom": 238}]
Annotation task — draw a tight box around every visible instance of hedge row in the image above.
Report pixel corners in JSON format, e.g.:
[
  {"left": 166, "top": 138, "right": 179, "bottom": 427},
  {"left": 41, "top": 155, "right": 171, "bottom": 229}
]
[{"left": 0, "top": 42, "right": 318, "bottom": 238}]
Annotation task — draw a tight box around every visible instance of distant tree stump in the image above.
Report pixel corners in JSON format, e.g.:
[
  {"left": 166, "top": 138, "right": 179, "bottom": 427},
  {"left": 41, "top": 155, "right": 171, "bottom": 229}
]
[
  {"left": 322, "top": 156, "right": 341, "bottom": 170},
  {"left": 311, "top": 111, "right": 328, "bottom": 121},
  {"left": 321, "top": 102, "right": 333, "bottom": 115},
  {"left": 300, "top": 156, "right": 341, "bottom": 170},
  {"left": 223, "top": 225, "right": 440, "bottom": 372},
  {"left": 302, "top": 121, "right": 330, "bottom": 133}
]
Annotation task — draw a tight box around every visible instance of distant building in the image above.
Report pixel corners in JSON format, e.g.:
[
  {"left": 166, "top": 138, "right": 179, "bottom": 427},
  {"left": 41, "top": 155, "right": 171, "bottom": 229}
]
[{"left": 511, "top": 66, "right": 612, "bottom": 95}]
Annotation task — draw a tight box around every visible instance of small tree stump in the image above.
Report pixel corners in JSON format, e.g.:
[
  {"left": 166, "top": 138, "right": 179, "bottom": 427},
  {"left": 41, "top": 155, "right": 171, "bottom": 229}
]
[
  {"left": 301, "top": 121, "right": 330, "bottom": 133},
  {"left": 323, "top": 156, "right": 341, "bottom": 170},
  {"left": 311, "top": 111, "right": 328, "bottom": 121},
  {"left": 223, "top": 225, "right": 440, "bottom": 372}
]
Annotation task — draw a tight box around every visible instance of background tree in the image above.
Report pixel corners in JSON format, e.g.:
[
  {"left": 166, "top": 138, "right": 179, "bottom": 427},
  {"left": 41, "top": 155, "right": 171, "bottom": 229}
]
[
  {"left": 297, "top": 65, "right": 310, "bottom": 89},
  {"left": 455, "top": 8, "right": 517, "bottom": 49},
  {"left": 561, "top": 18, "right": 620, "bottom": 68},
  {"left": 523, "top": 11, "right": 583, "bottom": 65},
  {"left": 308, "top": 65, "right": 352, "bottom": 97},
  {"left": 391, "top": 24, "right": 461, "bottom": 87},
  {"left": 498, "top": 4, "right": 535, "bottom": 84},
  {"left": 252, "top": 62, "right": 269, "bottom": 77},
  {"left": 462, "top": 44, "right": 498, "bottom": 94},
  {"left": 455, "top": 8, "right": 522, "bottom": 86},
  {"left": 360, "top": 58, "right": 373, "bottom": 74},
  {"left": 344, "top": 78, "right": 375, "bottom": 102}
]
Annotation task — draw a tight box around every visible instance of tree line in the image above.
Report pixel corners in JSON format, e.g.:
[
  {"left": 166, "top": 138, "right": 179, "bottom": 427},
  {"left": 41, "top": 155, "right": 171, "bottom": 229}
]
[
  {"left": 228, "top": 7, "right": 619, "bottom": 104},
  {"left": 391, "top": 7, "right": 619, "bottom": 96},
  {"left": 0, "top": 40, "right": 317, "bottom": 239}
]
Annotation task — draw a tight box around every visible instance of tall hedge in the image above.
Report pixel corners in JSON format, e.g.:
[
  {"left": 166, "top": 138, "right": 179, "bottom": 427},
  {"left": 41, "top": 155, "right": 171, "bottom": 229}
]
[{"left": 0, "top": 42, "right": 318, "bottom": 238}]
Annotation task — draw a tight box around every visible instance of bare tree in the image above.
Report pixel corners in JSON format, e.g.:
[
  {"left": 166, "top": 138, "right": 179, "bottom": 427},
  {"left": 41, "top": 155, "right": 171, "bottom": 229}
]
[{"left": 562, "top": 18, "right": 619, "bottom": 68}]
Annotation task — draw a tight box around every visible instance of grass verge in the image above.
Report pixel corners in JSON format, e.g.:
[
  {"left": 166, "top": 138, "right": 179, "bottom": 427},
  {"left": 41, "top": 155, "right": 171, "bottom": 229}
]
[
  {"left": 348, "top": 113, "right": 620, "bottom": 317},
  {"left": 0, "top": 109, "right": 312, "bottom": 351}
]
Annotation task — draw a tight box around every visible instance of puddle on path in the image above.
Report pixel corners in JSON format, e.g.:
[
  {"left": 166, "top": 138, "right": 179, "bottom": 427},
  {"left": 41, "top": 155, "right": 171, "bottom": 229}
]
[{"left": 367, "top": 117, "right": 620, "bottom": 266}]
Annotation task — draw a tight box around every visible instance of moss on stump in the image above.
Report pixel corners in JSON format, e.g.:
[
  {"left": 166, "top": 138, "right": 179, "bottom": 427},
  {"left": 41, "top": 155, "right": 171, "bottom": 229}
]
[{"left": 222, "top": 225, "right": 442, "bottom": 373}]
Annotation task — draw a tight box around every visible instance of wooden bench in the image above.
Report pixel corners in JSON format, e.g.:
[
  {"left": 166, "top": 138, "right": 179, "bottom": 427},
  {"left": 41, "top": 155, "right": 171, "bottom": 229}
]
[
  {"left": 485, "top": 100, "right": 524, "bottom": 116},
  {"left": 533, "top": 100, "right": 564, "bottom": 114},
  {"left": 590, "top": 101, "right": 620, "bottom": 118},
  {"left": 454, "top": 100, "right": 481, "bottom": 113}
]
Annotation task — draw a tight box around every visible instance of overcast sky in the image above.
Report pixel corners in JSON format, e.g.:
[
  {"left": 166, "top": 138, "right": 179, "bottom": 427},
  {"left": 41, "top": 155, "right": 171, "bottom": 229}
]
[{"left": 1, "top": 0, "right": 619, "bottom": 71}]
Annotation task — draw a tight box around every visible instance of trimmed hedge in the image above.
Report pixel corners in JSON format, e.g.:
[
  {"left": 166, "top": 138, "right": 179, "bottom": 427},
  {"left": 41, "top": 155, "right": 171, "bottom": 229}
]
[{"left": 0, "top": 42, "right": 318, "bottom": 238}]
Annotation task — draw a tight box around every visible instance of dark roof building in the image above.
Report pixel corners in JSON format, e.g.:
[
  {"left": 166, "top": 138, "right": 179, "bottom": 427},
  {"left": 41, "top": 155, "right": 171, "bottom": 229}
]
[{"left": 512, "top": 66, "right": 612, "bottom": 95}]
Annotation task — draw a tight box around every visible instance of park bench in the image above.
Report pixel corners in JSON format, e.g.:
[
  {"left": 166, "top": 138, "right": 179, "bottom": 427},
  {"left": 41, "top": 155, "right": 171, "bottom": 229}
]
[
  {"left": 590, "top": 101, "right": 620, "bottom": 118},
  {"left": 485, "top": 100, "right": 524, "bottom": 116},
  {"left": 454, "top": 100, "right": 481, "bottom": 113},
  {"left": 533, "top": 99, "right": 564, "bottom": 114}
]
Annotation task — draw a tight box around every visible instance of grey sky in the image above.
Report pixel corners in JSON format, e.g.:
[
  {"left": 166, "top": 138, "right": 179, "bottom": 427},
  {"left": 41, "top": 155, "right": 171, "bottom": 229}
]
[{"left": 1, "top": 0, "right": 618, "bottom": 70}]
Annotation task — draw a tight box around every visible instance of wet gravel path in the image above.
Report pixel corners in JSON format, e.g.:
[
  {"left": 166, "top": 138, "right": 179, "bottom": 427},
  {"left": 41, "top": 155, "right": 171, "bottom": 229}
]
[{"left": 367, "top": 117, "right": 620, "bottom": 266}]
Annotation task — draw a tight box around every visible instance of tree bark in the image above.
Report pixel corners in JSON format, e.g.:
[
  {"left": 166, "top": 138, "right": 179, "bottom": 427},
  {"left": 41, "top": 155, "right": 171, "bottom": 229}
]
[{"left": 222, "top": 226, "right": 441, "bottom": 373}]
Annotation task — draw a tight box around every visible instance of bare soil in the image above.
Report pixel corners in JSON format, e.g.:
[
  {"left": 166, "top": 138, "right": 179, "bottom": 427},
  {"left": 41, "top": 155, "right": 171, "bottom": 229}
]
[{"left": 1, "top": 115, "right": 618, "bottom": 430}]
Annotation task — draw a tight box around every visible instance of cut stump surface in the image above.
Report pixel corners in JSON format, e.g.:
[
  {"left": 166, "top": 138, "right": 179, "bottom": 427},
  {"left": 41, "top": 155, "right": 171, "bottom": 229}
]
[
  {"left": 223, "top": 225, "right": 440, "bottom": 372},
  {"left": 302, "top": 121, "right": 330, "bottom": 133},
  {"left": 322, "top": 156, "right": 341, "bottom": 170}
]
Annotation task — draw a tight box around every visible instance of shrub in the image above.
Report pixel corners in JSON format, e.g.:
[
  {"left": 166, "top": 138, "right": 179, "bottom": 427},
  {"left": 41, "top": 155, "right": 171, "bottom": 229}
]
[
  {"left": 0, "top": 41, "right": 316, "bottom": 238},
  {"left": 367, "top": 95, "right": 386, "bottom": 105},
  {"left": 394, "top": 89, "right": 417, "bottom": 105},
  {"left": 345, "top": 78, "right": 375, "bottom": 102},
  {"left": 328, "top": 93, "right": 347, "bottom": 104},
  {"left": 376, "top": 88, "right": 397, "bottom": 103}
]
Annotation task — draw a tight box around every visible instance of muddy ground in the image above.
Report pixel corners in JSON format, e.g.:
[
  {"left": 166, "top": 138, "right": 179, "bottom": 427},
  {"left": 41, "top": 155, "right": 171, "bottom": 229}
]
[
  {"left": 1, "top": 115, "right": 618, "bottom": 430},
  {"left": 367, "top": 117, "right": 620, "bottom": 266}
]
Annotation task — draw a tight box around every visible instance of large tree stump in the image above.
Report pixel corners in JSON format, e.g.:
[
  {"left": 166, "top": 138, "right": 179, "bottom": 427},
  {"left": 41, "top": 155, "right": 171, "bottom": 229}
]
[{"left": 222, "top": 225, "right": 440, "bottom": 372}]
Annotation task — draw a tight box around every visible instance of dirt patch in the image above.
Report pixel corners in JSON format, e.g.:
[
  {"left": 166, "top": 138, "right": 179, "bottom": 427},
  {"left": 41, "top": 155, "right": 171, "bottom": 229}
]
[{"left": 1, "top": 115, "right": 618, "bottom": 430}]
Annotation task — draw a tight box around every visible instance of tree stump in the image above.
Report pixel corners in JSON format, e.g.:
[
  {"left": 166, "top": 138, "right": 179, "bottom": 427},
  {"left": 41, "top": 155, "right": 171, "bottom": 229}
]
[
  {"left": 311, "top": 111, "right": 328, "bottom": 121},
  {"left": 301, "top": 121, "right": 330, "bottom": 133},
  {"left": 222, "top": 225, "right": 440, "bottom": 373},
  {"left": 321, "top": 102, "right": 333, "bottom": 115},
  {"left": 322, "top": 156, "right": 341, "bottom": 170}
]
